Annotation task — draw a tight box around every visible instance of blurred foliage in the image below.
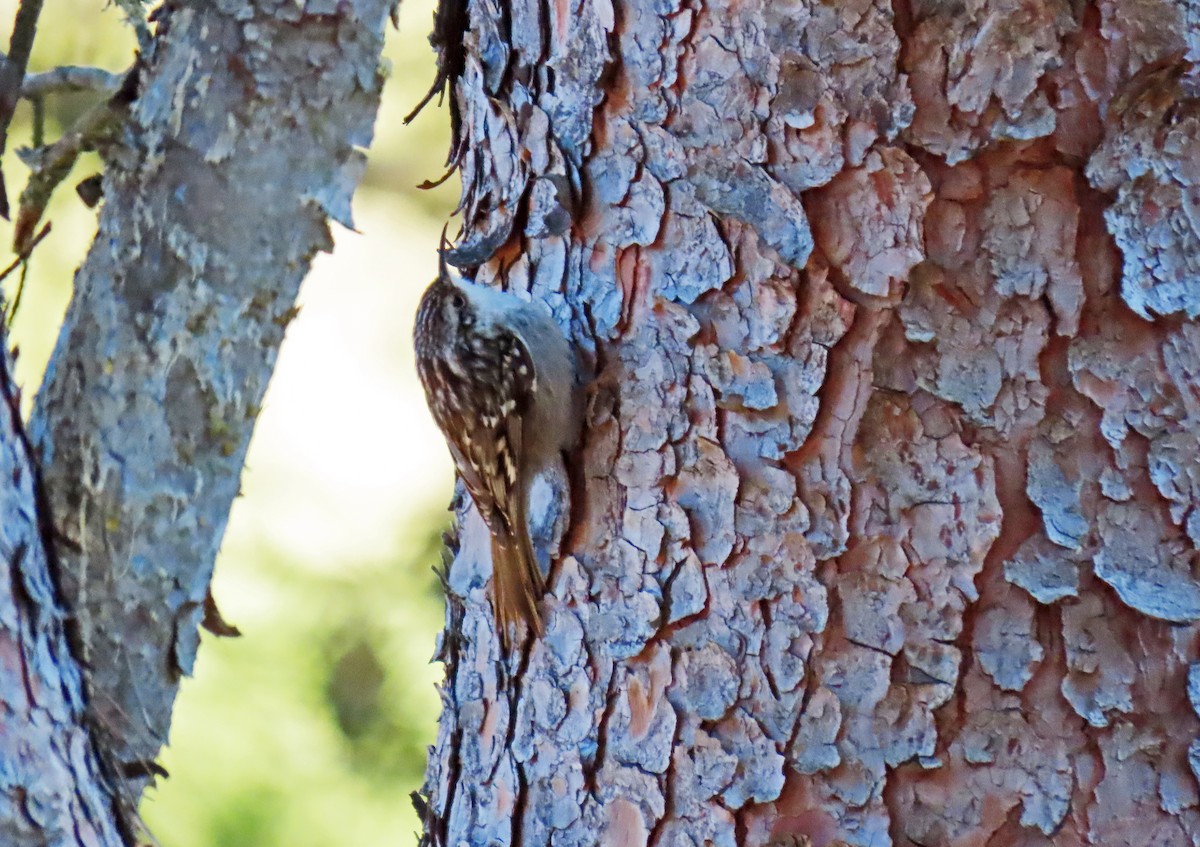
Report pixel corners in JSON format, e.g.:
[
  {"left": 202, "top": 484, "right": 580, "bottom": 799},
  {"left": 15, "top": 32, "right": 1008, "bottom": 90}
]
[
  {"left": 0, "top": 0, "right": 461, "bottom": 845},
  {"left": 144, "top": 512, "right": 450, "bottom": 847}
]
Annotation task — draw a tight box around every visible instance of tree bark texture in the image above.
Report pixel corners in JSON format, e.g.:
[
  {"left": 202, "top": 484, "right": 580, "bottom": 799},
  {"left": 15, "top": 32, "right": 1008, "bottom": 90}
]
[
  {"left": 0, "top": 344, "right": 124, "bottom": 846},
  {"left": 19, "top": 0, "right": 391, "bottom": 817},
  {"left": 421, "top": 1, "right": 1200, "bottom": 846}
]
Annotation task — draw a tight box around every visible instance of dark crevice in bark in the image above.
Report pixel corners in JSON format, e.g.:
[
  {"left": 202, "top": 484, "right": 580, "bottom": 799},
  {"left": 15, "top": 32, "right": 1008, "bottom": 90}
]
[
  {"left": 585, "top": 667, "right": 620, "bottom": 798},
  {"left": 511, "top": 752, "right": 531, "bottom": 847}
]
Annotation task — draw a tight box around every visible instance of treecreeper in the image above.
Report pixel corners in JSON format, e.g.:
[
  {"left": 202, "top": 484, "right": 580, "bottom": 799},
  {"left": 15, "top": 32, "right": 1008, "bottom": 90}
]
[{"left": 413, "top": 245, "right": 581, "bottom": 651}]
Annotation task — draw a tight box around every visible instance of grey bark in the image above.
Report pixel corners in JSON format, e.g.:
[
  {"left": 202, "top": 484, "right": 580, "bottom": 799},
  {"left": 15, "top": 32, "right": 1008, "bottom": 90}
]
[
  {"left": 0, "top": 0, "right": 391, "bottom": 839},
  {"left": 0, "top": 345, "right": 124, "bottom": 847},
  {"left": 420, "top": 1, "right": 1200, "bottom": 846}
]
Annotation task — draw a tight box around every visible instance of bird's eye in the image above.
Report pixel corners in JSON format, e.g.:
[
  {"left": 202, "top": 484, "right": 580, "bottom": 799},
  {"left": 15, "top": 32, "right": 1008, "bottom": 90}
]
[{"left": 451, "top": 291, "right": 466, "bottom": 310}]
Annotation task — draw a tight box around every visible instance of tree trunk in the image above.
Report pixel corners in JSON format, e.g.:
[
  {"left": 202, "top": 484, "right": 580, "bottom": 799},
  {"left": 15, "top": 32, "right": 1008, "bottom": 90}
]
[
  {"left": 0, "top": 1, "right": 391, "bottom": 843},
  {"left": 420, "top": 1, "right": 1200, "bottom": 845},
  {"left": 0, "top": 343, "right": 125, "bottom": 847}
]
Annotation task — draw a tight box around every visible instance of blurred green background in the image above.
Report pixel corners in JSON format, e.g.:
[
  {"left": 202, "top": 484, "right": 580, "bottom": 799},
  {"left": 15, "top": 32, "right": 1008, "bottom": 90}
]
[{"left": 0, "top": 2, "right": 458, "bottom": 844}]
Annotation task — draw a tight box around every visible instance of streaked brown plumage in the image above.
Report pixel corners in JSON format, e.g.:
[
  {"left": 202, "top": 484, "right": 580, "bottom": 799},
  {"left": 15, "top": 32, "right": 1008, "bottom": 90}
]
[{"left": 414, "top": 263, "right": 578, "bottom": 649}]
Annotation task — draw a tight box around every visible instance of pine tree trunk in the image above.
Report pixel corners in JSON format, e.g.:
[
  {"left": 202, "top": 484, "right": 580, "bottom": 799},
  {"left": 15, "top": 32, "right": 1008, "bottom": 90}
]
[{"left": 420, "top": 1, "right": 1200, "bottom": 845}]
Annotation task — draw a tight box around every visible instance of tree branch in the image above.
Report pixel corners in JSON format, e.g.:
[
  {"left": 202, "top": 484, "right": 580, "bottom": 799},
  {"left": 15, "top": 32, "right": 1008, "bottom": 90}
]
[
  {"left": 20, "top": 65, "right": 123, "bottom": 99},
  {"left": 6, "top": 0, "right": 42, "bottom": 74},
  {"left": 28, "top": 0, "right": 392, "bottom": 801},
  {"left": 13, "top": 96, "right": 124, "bottom": 252},
  {"left": 0, "top": 0, "right": 46, "bottom": 216}
]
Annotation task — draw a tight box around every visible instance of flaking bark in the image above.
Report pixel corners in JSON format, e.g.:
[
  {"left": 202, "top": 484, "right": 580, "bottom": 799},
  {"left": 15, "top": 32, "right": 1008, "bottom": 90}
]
[
  {"left": 421, "top": 0, "right": 1200, "bottom": 845},
  {"left": 26, "top": 0, "right": 391, "bottom": 805}
]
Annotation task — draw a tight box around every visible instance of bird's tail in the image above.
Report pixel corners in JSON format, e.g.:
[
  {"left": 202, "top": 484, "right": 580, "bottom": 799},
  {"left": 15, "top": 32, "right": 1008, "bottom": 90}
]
[{"left": 490, "top": 515, "right": 545, "bottom": 651}]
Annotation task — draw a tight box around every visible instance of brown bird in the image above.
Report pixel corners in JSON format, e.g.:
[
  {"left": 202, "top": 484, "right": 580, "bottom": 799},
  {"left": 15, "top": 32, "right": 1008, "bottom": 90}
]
[{"left": 413, "top": 255, "right": 579, "bottom": 649}]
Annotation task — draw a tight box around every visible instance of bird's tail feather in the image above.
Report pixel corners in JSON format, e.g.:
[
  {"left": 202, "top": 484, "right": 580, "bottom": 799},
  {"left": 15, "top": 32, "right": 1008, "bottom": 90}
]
[{"left": 490, "top": 519, "right": 544, "bottom": 651}]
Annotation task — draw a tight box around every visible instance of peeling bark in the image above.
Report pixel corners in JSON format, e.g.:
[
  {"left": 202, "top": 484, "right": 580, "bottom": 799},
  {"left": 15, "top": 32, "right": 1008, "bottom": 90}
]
[
  {"left": 422, "top": 0, "right": 1200, "bottom": 845},
  {"left": 20, "top": 0, "right": 391, "bottom": 814}
]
